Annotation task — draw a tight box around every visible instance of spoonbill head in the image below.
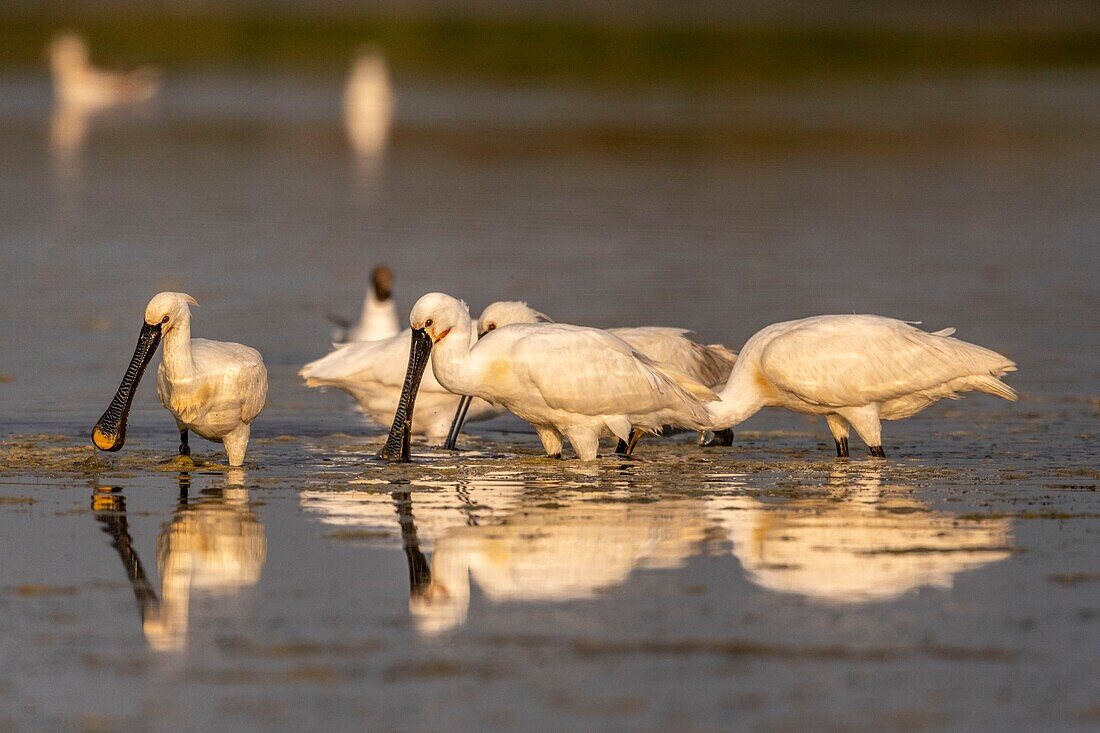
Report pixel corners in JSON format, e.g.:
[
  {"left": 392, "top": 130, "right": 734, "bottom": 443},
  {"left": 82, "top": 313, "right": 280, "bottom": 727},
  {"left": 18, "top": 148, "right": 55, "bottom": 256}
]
[
  {"left": 92, "top": 292, "right": 268, "bottom": 466},
  {"left": 91, "top": 292, "right": 195, "bottom": 452},
  {"left": 379, "top": 293, "right": 715, "bottom": 462},
  {"left": 706, "top": 314, "right": 1017, "bottom": 458}
]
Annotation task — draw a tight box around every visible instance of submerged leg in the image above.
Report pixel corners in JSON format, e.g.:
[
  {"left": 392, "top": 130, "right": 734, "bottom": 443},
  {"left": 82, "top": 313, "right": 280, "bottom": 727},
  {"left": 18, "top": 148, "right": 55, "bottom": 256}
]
[
  {"left": 563, "top": 426, "right": 600, "bottom": 461},
  {"left": 825, "top": 414, "right": 849, "bottom": 458},
  {"left": 223, "top": 424, "right": 251, "bottom": 467},
  {"left": 178, "top": 429, "right": 190, "bottom": 457},
  {"left": 534, "top": 425, "right": 564, "bottom": 460},
  {"left": 698, "top": 428, "right": 734, "bottom": 447},
  {"left": 837, "top": 406, "right": 884, "bottom": 459}
]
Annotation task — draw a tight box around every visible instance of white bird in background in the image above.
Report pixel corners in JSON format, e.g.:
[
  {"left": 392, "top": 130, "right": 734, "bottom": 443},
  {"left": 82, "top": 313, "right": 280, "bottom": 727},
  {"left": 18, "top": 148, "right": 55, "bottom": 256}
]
[
  {"left": 302, "top": 272, "right": 501, "bottom": 439},
  {"left": 344, "top": 48, "right": 395, "bottom": 157},
  {"left": 378, "top": 293, "right": 717, "bottom": 462},
  {"left": 92, "top": 292, "right": 268, "bottom": 467},
  {"left": 451, "top": 300, "right": 738, "bottom": 452},
  {"left": 325, "top": 265, "right": 400, "bottom": 343},
  {"left": 49, "top": 31, "right": 160, "bottom": 110},
  {"left": 705, "top": 314, "right": 1017, "bottom": 457},
  {"left": 300, "top": 322, "right": 502, "bottom": 440}
]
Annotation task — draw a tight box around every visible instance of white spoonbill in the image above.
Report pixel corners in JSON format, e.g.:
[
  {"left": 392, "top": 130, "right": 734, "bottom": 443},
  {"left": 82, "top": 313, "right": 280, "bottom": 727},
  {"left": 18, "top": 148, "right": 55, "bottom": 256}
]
[
  {"left": 705, "top": 314, "right": 1017, "bottom": 457},
  {"left": 344, "top": 48, "right": 395, "bottom": 157},
  {"left": 378, "top": 293, "right": 716, "bottom": 462},
  {"left": 325, "top": 265, "right": 399, "bottom": 343},
  {"left": 300, "top": 322, "right": 502, "bottom": 440},
  {"left": 49, "top": 32, "right": 159, "bottom": 110},
  {"left": 92, "top": 292, "right": 268, "bottom": 467},
  {"left": 446, "top": 300, "right": 738, "bottom": 452}
]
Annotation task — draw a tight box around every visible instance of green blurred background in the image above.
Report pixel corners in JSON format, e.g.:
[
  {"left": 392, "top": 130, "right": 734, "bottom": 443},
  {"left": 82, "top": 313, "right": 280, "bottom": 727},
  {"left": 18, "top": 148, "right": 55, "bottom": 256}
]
[{"left": 6, "top": 1, "right": 1100, "bottom": 82}]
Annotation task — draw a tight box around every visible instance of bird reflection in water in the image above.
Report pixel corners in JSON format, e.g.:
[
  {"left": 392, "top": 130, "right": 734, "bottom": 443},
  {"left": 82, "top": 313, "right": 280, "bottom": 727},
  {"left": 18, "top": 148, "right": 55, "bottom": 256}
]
[
  {"left": 707, "top": 467, "right": 1014, "bottom": 603},
  {"left": 303, "top": 474, "right": 716, "bottom": 634},
  {"left": 91, "top": 469, "right": 267, "bottom": 651}
]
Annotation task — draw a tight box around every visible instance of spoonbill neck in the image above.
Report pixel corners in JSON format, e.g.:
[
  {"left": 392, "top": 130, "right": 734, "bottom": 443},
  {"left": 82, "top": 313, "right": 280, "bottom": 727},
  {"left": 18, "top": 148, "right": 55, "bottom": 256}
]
[
  {"left": 161, "top": 318, "right": 195, "bottom": 380},
  {"left": 708, "top": 362, "right": 768, "bottom": 428},
  {"left": 429, "top": 318, "right": 478, "bottom": 395}
]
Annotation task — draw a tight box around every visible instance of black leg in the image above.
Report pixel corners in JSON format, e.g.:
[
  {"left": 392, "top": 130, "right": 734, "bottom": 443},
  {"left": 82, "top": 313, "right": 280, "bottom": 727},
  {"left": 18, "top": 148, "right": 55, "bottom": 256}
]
[
  {"left": 835, "top": 437, "right": 849, "bottom": 458},
  {"left": 547, "top": 452, "right": 562, "bottom": 460},
  {"left": 701, "top": 428, "right": 734, "bottom": 447},
  {"left": 615, "top": 429, "right": 642, "bottom": 457},
  {"left": 869, "top": 445, "right": 886, "bottom": 458},
  {"left": 179, "top": 430, "right": 190, "bottom": 457}
]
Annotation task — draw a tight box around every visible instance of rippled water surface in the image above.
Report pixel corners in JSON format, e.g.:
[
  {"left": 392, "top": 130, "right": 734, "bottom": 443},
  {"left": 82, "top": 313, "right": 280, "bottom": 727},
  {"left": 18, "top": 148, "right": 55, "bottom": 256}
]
[{"left": 0, "top": 72, "right": 1098, "bottom": 730}]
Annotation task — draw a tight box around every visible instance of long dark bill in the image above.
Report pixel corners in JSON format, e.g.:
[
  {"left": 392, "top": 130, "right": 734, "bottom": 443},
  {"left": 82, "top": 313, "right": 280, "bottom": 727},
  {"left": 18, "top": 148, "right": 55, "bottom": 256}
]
[
  {"left": 378, "top": 327, "right": 433, "bottom": 461},
  {"left": 443, "top": 394, "right": 473, "bottom": 451},
  {"left": 91, "top": 322, "right": 162, "bottom": 452}
]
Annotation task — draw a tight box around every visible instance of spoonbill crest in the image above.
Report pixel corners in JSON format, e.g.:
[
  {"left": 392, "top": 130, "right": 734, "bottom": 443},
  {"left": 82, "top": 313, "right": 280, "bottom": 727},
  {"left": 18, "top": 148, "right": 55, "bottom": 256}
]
[
  {"left": 447, "top": 300, "right": 738, "bottom": 452},
  {"left": 705, "top": 314, "right": 1017, "bottom": 457},
  {"left": 92, "top": 292, "right": 268, "bottom": 466},
  {"left": 379, "top": 293, "right": 716, "bottom": 462}
]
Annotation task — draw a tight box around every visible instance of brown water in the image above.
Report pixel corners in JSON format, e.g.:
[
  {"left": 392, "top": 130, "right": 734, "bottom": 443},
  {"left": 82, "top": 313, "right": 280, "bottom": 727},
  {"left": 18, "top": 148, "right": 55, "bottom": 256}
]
[{"left": 0, "top": 71, "right": 1098, "bottom": 731}]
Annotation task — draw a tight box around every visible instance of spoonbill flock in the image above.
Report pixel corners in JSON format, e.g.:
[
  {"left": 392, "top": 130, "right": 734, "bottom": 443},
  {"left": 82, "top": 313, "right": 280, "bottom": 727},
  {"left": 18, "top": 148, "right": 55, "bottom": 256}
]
[{"left": 92, "top": 276, "right": 1017, "bottom": 465}]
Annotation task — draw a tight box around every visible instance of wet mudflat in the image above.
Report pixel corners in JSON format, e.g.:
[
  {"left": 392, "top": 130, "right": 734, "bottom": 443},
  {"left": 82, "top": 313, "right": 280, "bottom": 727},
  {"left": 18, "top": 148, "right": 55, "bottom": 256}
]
[
  {"left": 0, "top": 69, "right": 1098, "bottom": 730},
  {"left": 0, "top": 396, "right": 1097, "bottom": 731}
]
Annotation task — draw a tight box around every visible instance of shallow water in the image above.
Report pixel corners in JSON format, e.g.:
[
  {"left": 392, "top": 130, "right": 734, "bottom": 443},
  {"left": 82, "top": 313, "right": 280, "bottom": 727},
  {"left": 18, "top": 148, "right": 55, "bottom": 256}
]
[{"left": 0, "top": 71, "right": 1098, "bottom": 730}]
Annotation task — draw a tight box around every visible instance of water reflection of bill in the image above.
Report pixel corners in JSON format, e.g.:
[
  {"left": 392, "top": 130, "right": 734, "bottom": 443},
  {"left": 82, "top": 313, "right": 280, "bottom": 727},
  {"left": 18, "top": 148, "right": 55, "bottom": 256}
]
[
  {"left": 303, "top": 467, "right": 1014, "bottom": 634},
  {"left": 91, "top": 470, "right": 267, "bottom": 651}
]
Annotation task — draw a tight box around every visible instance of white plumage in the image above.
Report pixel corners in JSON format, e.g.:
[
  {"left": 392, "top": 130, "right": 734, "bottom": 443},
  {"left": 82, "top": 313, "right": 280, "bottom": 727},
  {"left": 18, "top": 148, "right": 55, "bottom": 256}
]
[
  {"left": 706, "top": 314, "right": 1017, "bottom": 456},
  {"left": 149, "top": 294, "right": 268, "bottom": 466},
  {"left": 475, "top": 300, "right": 737, "bottom": 449},
  {"left": 328, "top": 265, "right": 399, "bottom": 343},
  {"left": 478, "top": 301, "right": 737, "bottom": 391},
  {"left": 402, "top": 293, "right": 716, "bottom": 460}
]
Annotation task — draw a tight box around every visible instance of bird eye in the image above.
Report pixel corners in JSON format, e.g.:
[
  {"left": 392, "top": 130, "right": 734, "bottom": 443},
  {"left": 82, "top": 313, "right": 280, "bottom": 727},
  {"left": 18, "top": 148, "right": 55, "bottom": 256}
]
[
  {"left": 425, "top": 319, "right": 433, "bottom": 327},
  {"left": 486, "top": 324, "right": 496, "bottom": 331},
  {"left": 161, "top": 315, "right": 170, "bottom": 323}
]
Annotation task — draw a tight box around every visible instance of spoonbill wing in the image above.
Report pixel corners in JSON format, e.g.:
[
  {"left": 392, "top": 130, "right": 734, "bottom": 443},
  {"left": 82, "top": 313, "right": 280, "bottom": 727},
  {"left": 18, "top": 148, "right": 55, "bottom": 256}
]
[
  {"left": 505, "top": 325, "right": 708, "bottom": 418},
  {"left": 760, "top": 315, "right": 1017, "bottom": 408},
  {"left": 611, "top": 327, "right": 737, "bottom": 388},
  {"left": 191, "top": 339, "right": 268, "bottom": 422}
]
